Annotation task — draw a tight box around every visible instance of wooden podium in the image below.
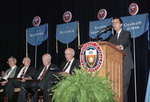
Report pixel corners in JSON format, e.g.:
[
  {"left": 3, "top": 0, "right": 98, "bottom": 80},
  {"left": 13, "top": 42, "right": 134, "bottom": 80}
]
[{"left": 78, "top": 41, "right": 126, "bottom": 102}]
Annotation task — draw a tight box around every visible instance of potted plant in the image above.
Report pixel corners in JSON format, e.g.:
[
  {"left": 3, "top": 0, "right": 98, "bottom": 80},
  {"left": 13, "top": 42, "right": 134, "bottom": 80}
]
[{"left": 51, "top": 66, "right": 117, "bottom": 102}]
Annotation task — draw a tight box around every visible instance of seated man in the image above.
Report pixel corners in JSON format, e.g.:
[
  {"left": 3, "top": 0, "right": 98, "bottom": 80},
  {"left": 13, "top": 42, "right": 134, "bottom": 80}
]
[
  {"left": 60, "top": 48, "right": 80, "bottom": 75},
  {"left": 18, "top": 53, "right": 58, "bottom": 102},
  {"left": 0, "top": 57, "right": 36, "bottom": 101},
  {"left": 21, "top": 48, "right": 80, "bottom": 102},
  {"left": 0, "top": 56, "right": 18, "bottom": 89}
]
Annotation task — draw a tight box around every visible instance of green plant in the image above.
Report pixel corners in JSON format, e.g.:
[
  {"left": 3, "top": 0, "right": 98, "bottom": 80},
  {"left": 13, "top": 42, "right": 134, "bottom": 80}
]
[{"left": 51, "top": 66, "right": 117, "bottom": 102}]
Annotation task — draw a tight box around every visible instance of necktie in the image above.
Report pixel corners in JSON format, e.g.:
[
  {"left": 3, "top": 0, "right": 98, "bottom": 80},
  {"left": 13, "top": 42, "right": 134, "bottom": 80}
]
[
  {"left": 40, "top": 66, "right": 47, "bottom": 80},
  {"left": 20, "top": 67, "right": 26, "bottom": 78},
  {"left": 63, "top": 61, "right": 71, "bottom": 71},
  {"left": 116, "top": 33, "right": 118, "bottom": 43}
]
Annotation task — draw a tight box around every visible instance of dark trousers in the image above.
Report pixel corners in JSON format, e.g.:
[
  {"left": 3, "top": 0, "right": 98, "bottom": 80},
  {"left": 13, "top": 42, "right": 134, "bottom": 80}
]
[
  {"left": 0, "top": 79, "right": 6, "bottom": 90},
  {"left": 17, "top": 71, "right": 59, "bottom": 102},
  {"left": 0, "top": 79, "right": 22, "bottom": 102},
  {"left": 17, "top": 82, "right": 38, "bottom": 102},
  {"left": 123, "top": 68, "right": 131, "bottom": 102}
]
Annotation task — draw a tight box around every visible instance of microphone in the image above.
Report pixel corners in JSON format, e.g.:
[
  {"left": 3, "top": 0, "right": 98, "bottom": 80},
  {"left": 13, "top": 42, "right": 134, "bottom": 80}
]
[
  {"left": 95, "top": 25, "right": 113, "bottom": 41},
  {"left": 106, "top": 25, "right": 112, "bottom": 28}
]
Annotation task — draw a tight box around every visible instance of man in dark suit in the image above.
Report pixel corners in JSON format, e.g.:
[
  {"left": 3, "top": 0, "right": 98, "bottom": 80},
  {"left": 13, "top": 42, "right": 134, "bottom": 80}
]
[
  {"left": 108, "top": 17, "right": 133, "bottom": 102},
  {"left": 60, "top": 48, "right": 80, "bottom": 75},
  {"left": 0, "top": 57, "right": 36, "bottom": 101},
  {"left": 18, "top": 54, "right": 58, "bottom": 102},
  {"left": 0, "top": 56, "right": 18, "bottom": 89}
]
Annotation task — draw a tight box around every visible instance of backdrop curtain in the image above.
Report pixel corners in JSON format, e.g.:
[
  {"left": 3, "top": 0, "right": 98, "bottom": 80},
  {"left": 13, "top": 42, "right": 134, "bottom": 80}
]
[{"left": 0, "top": 0, "right": 150, "bottom": 102}]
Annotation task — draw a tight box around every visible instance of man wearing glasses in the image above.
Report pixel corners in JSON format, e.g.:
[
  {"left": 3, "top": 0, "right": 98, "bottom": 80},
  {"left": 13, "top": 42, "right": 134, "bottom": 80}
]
[
  {"left": 108, "top": 17, "right": 133, "bottom": 102},
  {"left": 60, "top": 48, "right": 80, "bottom": 75},
  {"left": 0, "top": 56, "right": 18, "bottom": 89}
]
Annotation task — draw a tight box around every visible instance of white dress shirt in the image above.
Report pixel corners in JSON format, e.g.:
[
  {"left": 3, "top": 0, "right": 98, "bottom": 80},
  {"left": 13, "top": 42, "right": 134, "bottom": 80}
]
[
  {"left": 17, "top": 67, "right": 29, "bottom": 78},
  {"left": 37, "top": 63, "right": 51, "bottom": 80},
  {"left": 117, "top": 29, "right": 124, "bottom": 50},
  {"left": 64, "top": 58, "right": 74, "bottom": 73}
]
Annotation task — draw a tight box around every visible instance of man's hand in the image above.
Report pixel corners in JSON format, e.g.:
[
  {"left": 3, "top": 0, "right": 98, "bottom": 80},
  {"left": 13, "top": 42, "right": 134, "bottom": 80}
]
[
  {"left": 116, "top": 45, "right": 122, "bottom": 51},
  {"left": 63, "top": 71, "right": 70, "bottom": 76},
  {"left": 0, "top": 80, "right": 8, "bottom": 86},
  {"left": 21, "top": 77, "right": 31, "bottom": 82},
  {"left": 59, "top": 71, "right": 70, "bottom": 76}
]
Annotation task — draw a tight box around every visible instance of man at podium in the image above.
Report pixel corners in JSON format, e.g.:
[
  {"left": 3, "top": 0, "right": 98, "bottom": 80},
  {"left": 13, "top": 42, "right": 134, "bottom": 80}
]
[{"left": 108, "top": 17, "right": 133, "bottom": 102}]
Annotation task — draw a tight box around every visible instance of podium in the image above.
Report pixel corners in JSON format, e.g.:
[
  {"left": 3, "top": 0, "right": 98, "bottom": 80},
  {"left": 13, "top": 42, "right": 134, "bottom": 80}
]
[{"left": 78, "top": 41, "right": 126, "bottom": 102}]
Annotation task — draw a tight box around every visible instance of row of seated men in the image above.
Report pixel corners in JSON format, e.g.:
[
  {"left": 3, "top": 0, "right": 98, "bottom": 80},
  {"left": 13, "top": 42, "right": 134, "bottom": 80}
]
[{"left": 0, "top": 48, "right": 80, "bottom": 102}]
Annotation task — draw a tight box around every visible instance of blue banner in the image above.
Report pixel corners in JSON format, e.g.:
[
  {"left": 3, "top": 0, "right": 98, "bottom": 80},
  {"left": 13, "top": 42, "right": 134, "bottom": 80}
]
[
  {"left": 56, "top": 21, "right": 78, "bottom": 44},
  {"left": 145, "top": 70, "right": 150, "bottom": 102},
  {"left": 89, "top": 18, "right": 112, "bottom": 40},
  {"left": 121, "top": 13, "right": 149, "bottom": 38},
  {"left": 27, "top": 24, "right": 48, "bottom": 46}
]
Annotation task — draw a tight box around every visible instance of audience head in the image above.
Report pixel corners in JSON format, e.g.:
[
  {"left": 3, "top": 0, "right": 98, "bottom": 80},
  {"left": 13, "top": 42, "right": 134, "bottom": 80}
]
[
  {"left": 112, "top": 17, "right": 123, "bottom": 33},
  {"left": 1, "top": 71, "right": 5, "bottom": 77},
  {"left": 7, "top": 56, "right": 17, "bottom": 68},
  {"left": 42, "top": 54, "right": 51, "bottom": 67},
  {"left": 22, "top": 57, "right": 31, "bottom": 68},
  {"left": 64, "top": 48, "right": 75, "bottom": 61}
]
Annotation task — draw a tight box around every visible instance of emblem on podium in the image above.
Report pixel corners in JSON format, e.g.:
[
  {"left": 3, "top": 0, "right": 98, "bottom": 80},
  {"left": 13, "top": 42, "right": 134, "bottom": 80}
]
[{"left": 80, "top": 42, "right": 103, "bottom": 72}]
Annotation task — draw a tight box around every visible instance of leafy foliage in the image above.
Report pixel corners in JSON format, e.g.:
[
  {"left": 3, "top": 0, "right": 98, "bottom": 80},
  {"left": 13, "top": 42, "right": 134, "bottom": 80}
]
[{"left": 51, "top": 65, "right": 117, "bottom": 102}]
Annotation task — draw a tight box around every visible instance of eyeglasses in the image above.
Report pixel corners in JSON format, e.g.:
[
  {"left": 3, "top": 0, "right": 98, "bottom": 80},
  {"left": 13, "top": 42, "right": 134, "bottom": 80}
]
[
  {"left": 7, "top": 60, "right": 14, "bottom": 63},
  {"left": 112, "top": 22, "right": 120, "bottom": 25},
  {"left": 65, "top": 53, "right": 72, "bottom": 56}
]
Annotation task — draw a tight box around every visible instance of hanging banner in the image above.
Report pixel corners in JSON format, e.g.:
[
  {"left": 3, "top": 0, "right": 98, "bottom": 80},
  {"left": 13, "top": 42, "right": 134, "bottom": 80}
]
[
  {"left": 56, "top": 21, "right": 78, "bottom": 44},
  {"left": 89, "top": 17, "right": 112, "bottom": 40},
  {"left": 121, "top": 13, "right": 149, "bottom": 38},
  {"left": 27, "top": 24, "right": 48, "bottom": 46}
]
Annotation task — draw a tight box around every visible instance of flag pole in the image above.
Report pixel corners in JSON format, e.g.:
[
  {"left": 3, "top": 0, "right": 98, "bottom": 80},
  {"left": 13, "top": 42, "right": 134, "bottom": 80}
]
[
  {"left": 35, "top": 46, "right": 37, "bottom": 68},
  {"left": 133, "top": 37, "right": 137, "bottom": 102},
  {"left": 26, "top": 30, "right": 28, "bottom": 57},
  {"left": 47, "top": 24, "right": 49, "bottom": 53}
]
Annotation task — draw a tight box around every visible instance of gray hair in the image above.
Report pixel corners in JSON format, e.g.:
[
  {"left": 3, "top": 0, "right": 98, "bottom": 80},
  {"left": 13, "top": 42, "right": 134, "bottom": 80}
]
[
  {"left": 47, "top": 54, "right": 52, "bottom": 60},
  {"left": 23, "top": 57, "right": 31, "bottom": 62},
  {"left": 71, "top": 49, "right": 75, "bottom": 54},
  {"left": 9, "top": 56, "right": 17, "bottom": 62}
]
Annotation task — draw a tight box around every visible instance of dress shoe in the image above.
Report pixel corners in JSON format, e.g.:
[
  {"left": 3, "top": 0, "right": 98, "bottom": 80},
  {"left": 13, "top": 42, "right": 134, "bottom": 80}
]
[{"left": 22, "top": 86, "right": 35, "bottom": 96}]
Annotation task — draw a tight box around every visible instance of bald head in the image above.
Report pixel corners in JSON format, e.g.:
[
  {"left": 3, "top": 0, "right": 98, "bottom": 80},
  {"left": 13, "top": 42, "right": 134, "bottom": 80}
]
[
  {"left": 22, "top": 57, "right": 31, "bottom": 67},
  {"left": 42, "top": 54, "right": 51, "bottom": 66},
  {"left": 65, "top": 48, "right": 75, "bottom": 61}
]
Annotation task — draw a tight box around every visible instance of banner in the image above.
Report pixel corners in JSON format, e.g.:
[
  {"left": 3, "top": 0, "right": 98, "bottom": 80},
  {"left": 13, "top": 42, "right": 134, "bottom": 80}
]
[
  {"left": 121, "top": 13, "right": 149, "bottom": 38},
  {"left": 89, "top": 18, "right": 112, "bottom": 40},
  {"left": 56, "top": 21, "right": 78, "bottom": 44},
  {"left": 27, "top": 24, "right": 48, "bottom": 46}
]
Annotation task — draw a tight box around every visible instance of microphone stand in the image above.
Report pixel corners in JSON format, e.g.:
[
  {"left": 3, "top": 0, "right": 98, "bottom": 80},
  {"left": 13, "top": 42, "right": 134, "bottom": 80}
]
[{"left": 91, "top": 27, "right": 112, "bottom": 41}]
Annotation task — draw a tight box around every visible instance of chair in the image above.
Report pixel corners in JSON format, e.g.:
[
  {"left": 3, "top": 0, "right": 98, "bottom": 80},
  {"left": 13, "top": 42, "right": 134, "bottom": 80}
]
[{"left": 3, "top": 88, "right": 30, "bottom": 102}]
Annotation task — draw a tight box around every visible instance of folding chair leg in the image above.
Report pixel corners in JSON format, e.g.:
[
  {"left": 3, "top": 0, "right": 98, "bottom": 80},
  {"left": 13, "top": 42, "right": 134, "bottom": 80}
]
[{"left": 4, "top": 95, "right": 8, "bottom": 102}]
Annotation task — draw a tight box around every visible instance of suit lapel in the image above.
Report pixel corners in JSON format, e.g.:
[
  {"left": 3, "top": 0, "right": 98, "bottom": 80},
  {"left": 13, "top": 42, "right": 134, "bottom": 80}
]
[
  {"left": 25, "top": 67, "right": 30, "bottom": 75},
  {"left": 45, "top": 64, "right": 52, "bottom": 74},
  {"left": 62, "top": 61, "right": 67, "bottom": 71},
  {"left": 69, "top": 59, "right": 76, "bottom": 73},
  {"left": 117, "top": 30, "right": 124, "bottom": 44}
]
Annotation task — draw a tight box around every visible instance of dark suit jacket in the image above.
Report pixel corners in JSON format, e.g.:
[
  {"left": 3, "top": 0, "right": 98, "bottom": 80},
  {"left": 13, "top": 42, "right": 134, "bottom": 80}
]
[
  {"left": 32, "top": 63, "right": 58, "bottom": 80},
  {"left": 14, "top": 66, "right": 36, "bottom": 78},
  {"left": 108, "top": 30, "right": 133, "bottom": 73},
  {"left": 60, "top": 59, "right": 80, "bottom": 74}
]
